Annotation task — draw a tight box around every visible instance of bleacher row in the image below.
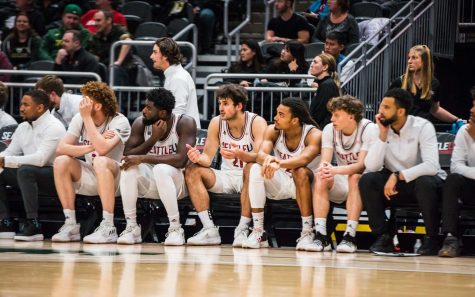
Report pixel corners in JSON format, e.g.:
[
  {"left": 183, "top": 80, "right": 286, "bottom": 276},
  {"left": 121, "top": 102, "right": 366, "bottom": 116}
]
[{"left": 2, "top": 124, "right": 475, "bottom": 254}]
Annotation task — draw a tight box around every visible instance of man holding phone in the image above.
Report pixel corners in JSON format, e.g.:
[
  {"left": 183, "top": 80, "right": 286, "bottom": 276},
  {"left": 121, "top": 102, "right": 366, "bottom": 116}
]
[{"left": 359, "top": 88, "right": 446, "bottom": 255}]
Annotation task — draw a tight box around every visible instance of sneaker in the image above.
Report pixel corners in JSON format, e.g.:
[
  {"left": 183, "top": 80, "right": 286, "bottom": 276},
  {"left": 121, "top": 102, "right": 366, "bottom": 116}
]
[
  {"left": 164, "top": 226, "right": 185, "bottom": 246},
  {"left": 305, "top": 232, "right": 332, "bottom": 252},
  {"left": 14, "top": 219, "right": 44, "bottom": 241},
  {"left": 417, "top": 235, "right": 439, "bottom": 256},
  {"left": 369, "top": 233, "right": 393, "bottom": 253},
  {"left": 0, "top": 218, "right": 15, "bottom": 239},
  {"left": 187, "top": 226, "right": 221, "bottom": 246},
  {"left": 336, "top": 233, "right": 357, "bottom": 253},
  {"left": 242, "top": 228, "right": 269, "bottom": 249},
  {"left": 52, "top": 222, "right": 81, "bottom": 242},
  {"left": 83, "top": 221, "right": 118, "bottom": 244},
  {"left": 232, "top": 225, "right": 249, "bottom": 248},
  {"left": 438, "top": 235, "right": 461, "bottom": 258},
  {"left": 117, "top": 224, "right": 142, "bottom": 245},
  {"left": 295, "top": 230, "right": 315, "bottom": 251}
]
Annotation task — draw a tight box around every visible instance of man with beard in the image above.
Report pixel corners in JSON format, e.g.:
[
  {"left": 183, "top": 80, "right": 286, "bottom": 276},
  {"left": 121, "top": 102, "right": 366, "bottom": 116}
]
[
  {"left": 359, "top": 88, "right": 446, "bottom": 255},
  {"left": 185, "top": 84, "right": 267, "bottom": 246},
  {"left": 265, "top": 0, "right": 311, "bottom": 44},
  {"left": 117, "top": 88, "right": 196, "bottom": 245},
  {"left": 241, "top": 98, "right": 321, "bottom": 250},
  {"left": 0, "top": 90, "right": 65, "bottom": 241}
]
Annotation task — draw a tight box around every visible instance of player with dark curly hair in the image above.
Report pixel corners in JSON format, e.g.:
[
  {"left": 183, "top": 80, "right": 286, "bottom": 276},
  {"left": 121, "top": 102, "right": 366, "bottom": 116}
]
[{"left": 51, "top": 81, "right": 131, "bottom": 244}]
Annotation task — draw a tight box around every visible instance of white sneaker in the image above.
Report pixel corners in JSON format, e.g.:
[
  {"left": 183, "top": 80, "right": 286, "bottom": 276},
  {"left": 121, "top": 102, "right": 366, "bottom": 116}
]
[
  {"left": 83, "top": 221, "right": 118, "bottom": 244},
  {"left": 305, "top": 232, "right": 332, "bottom": 252},
  {"left": 295, "top": 230, "right": 315, "bottom": 251},
  {"left": 232, "top": 225, "right": 249, "bottom": 248},
  {"left": 336, "top": 233, "right": 357, "bottom": 253},
  {"left": 117, "top": 224, "right": 142, "bottom": 245},
  {"left": 51, "top": 222, "right": 81, "bottom": 242},
  {"left": 186, "top": 226, "right": 221, "bottom": 246},
  {"left": 164, "top": 226, "right": 185, "bottom": 246},
  {"left": 242, "top": 229, "right": 269, "bottom": 249}
]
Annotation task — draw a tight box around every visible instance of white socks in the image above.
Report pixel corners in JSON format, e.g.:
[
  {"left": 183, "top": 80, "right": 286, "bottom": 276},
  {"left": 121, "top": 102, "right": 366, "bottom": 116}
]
[
  {"left": 64, "top": 209, "right": 76, "bottom": 225},
  {"left": 252, "top": 212, "right": 265, "bottom": 231},
  {"left": 314, "top": 218, "right": 327, "bottom": 235},
  {"left": 198, "top": 210, "right": 215, "bottom": 229},
  {"left": 345, "top": 220, "right": 358, "bottom": 237}
]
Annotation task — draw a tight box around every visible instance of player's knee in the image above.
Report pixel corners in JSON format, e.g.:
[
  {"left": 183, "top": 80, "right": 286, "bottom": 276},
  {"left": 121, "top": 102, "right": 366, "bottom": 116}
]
[
  {"left": 153, "top": 163, "right": 173, "bottom": 178},
  {"left": 54, "top": 155, "right": 74, "bottom": 171},
  {"left": 184, "top": 163, "right": 201, "bottom": 181},
  {"left": 93, "top": 156, "right": 115, "bottom": 173},
  {"left": 292, "top": 167, "right": 311, "bottom": 184},
  {"left": 348, "top": 174, "right": 361, "bottom": 189},
  {"left": 249, "top": 163, "right": 263, "bottom": 180}
]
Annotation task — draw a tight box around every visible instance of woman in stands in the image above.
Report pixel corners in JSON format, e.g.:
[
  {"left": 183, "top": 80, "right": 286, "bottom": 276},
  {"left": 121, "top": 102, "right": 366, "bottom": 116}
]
[
  {"left": 314, "top": 0, "right": 359, "bottom": 45},
  {"left": 226, "top": 40, "right": 265, "bottom": 87},
  {"left": 2, "top": 12, "right": 43, "bottom": 69},
  {"left": 390, "top": 45, "right": 460, "bottom": 124},
  {"left": 309, "top": 53, "right": 341, "bottom": 128},
  {"left": 263, "top": 40, "right": 309, "bottom": 87}
]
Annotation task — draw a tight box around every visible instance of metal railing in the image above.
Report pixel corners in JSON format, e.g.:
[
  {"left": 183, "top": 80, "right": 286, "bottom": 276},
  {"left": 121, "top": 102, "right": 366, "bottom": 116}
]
[
  {"left": 109, "top": 40, "right": 197, "bottom": 86},
  {"left": 264, "top": 0, "right": 276, "bottom": 38},
  {"left": 223, "top": 0, "right": 251, "bottom": 67},
  {"left": 204, "top": 73, "right": 316, "bottom": 120},
  {"left": 0, "top": 70, "right": 101, "bottom": 82}
]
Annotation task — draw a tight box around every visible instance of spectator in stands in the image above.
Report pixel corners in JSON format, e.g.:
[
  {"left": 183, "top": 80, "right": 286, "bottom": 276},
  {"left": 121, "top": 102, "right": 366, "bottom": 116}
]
[
  {"left": 51, "top": 81, "right": 131, "bottom": 243},
  {"left": 315, "top": 0, "right": 359, "bottom": 45},
  {"left": 309, "top": 53, "right": 341, "bottom": 128},
  {"left": 89, "top": 9, "right": 133, "bottom": 86},
  {"left": 323, "top": 31, "right": 355, "bottom": 83},
  {"left": 307, "top": 95, "right": 376, "bottom": 253},
  {"left": 225, "top": 40, "right": 265, "bottom": 87},
  {"left": 14, "top": 0, "right": 46, "bottom": 36},
  {"left": 53, "top": 30, "right": 99, "bottom": 85},
  {"left": 0, "top": 82, "right": 17, "bottom": 128},
  {"left": 0, "top": 90, "right": 66, "bottom": 241},
  {"left": 81, "top": 0, "right": 126, "bottom": 35},
  {"left": 263, "top": 40, "right": 309, "bottom": 87},
  {"left": 2, "top": 12, "right": 43, "bottom": 69},
  {"left": 359, "top": 88, "right": 446, "bottom": 255},
  {"left": 302, "top": 0, "right": 330, "bottom": 27},
  {"left": 241, "top": 98, "right": 321, "bottom": 250},
  {"left": 185, "top": 84, "right": 267, "bottom": 246},
  {"left": 39, "top": 4, "right": 91, "bottom": 61},
  {"left": 39, "top": 0, "right": 62, "bottom": 27},
  {"left": 389, "top": 45, "right": 461, "bottom": 124},
  {"left": 265, "top": 0, "right": 311, "bottom": 44},
  {"left": 35, "top": 75, "right": 82, "bottom": 128},
  {"left": 150, "top": 37, "right": 201, "bottom": 128},
  {"left": 118, "top": 88, "right": 197, "bottom": 245},
  {"left": 438, "top": 87, "right": 475, "bottom": 258},
  {"left": 0, "top": 50, "right": 13, "bottom": 82},
  {"left": 191, "top": 0, "right": 220, "bottom": 54}
]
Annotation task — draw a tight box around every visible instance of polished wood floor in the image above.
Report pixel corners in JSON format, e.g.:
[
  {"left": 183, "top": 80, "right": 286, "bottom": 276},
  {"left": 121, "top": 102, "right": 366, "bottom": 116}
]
[{"left": 0, "top": 240, "right": 474, "bottom": 297}]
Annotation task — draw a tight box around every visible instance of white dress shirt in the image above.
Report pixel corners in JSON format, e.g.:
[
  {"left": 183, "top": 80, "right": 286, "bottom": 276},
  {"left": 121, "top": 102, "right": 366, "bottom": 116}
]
[{"left": 450, "top": 124, "right": 475, "bottom": 179}]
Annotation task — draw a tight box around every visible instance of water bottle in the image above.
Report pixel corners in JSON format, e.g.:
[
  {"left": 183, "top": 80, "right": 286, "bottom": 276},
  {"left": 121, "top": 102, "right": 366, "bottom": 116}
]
[{"left": 414, "top": 238, "right": 422, "bottom": 253}]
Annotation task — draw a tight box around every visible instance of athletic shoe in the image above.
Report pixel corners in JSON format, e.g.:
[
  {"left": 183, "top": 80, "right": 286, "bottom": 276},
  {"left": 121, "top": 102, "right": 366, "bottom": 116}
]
[
  {"left": 232, "top": 225, "right": 249, "bottom": 248},
  {"left": 295, "top": 230, "right": 315, "bottom": 251},
  {"left": 83, "top": 221, "right": 118, "bottom": 244},
  {"left": 14, "top": 219, "right": 44, "bottom": 241},
  {"left": 417, "top": 235, "right": 439, "bottom": 256},
  {"left": 438, "top": 235, "right": 461, "bottom": 258},
  {"left": 164, "top": 226, "right": 185, "bottom": 246},
  {"left": 0, "top": 218, "right": 15, "bottom": 239},
  {"left": 336, "top": 233, "right": 357, "bottom": 253},
  {"left": 187, "top": 226, "right": 221, "bottom": 245},
  {"left": 369, "top": 233, "right": 393, "bottom": 253},
  {"left": 305, "top": 232, "right": 332, "bottom": 252},
  {"left": 117, "top": 224, "right": 142, "bottom": 245},
  {"left": 52, "top": 222, "right": 81, "bottom": 242},
  {"left": 242, "top": 228, "right": 269, "bottom": 249}
]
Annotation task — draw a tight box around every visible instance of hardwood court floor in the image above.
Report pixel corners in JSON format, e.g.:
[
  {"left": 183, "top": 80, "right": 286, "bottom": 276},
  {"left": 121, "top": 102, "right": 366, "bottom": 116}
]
[{"left": 0, "top": 240, "right": 474, "bottom": 297}]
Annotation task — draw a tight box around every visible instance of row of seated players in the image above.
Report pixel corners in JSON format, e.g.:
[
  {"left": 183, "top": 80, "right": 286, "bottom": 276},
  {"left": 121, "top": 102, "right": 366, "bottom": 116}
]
[{"left": 0, "top": 82, "right": 474, "bottom": 259}]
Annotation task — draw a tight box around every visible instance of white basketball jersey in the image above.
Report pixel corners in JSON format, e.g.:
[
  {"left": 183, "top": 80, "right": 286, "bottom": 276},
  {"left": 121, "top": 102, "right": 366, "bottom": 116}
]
[
  {"left": 328, "top": 118, "right": 374, "bottom": 166},
  {"left": 219, "top": 111, "right": 257, "bottom": 171},
  {"left": 144, "top": 114, "right": 180, "bottom": 156},
  {"left": 274, "top": 124, "right": 319, "bottom": 175}
]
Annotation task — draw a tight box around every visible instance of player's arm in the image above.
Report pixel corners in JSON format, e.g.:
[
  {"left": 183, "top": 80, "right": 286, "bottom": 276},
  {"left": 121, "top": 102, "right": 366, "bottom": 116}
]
[
  {"left": 280, "top": 128, "right": 321, "bottom": 169},
  {"left": 256, "top": 125, "right": 279, "bottom": 165},
  {"left": 124, "top": 116, "right": 157, "bottom": 156},
  {"left": 234, "top": 116, "right": 267, "bottom": 163},
  {"left": 56, "top": 132, "right": 94, "bottom": 157},
  {"left": 186, "top": 116, "right": 220, "bottom": 167},
  {"left": 333, "top": 150, "right": 367, "bottom": 176},
  {"left": 139, "top": 116, "right": 197, "bottom": 168}
]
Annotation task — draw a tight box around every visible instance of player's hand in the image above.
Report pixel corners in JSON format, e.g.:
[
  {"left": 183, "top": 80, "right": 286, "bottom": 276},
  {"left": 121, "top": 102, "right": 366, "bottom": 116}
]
[
  {"left": 220, "top": 143, "right": 241, "bottom": 160},
  {"left": 383, "top": 173, "right": 398, "bottom": 200},
  {"left": 264, "top": 160, "right": 280, "bottom": 179},
  {"left": 186, "top": 144, "right": 201, "bottom": 163},
  {"left": 102, "top": 130, "right": 116, "bottom": 139},
  {"left": 120, "top": 155, "right": 142, "bottom": 170},
  {"left": 261, "top": 155, "right": 276, "bottom": 176},
  {"left": 318, "top": 162, "right": 334, "bottom": 179},
  {"left": 151, "top": 120, "right": 167, "bottom": 140},
  {"left": 79, "top": 96, "right": 93, "bottom": 119}
]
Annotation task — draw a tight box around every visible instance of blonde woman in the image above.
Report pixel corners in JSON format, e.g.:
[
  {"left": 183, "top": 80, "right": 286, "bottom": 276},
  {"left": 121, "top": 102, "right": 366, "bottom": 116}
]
[
  {"left": 390, "top": 45, "right": 460, "bottom": 123},
  {"left": 309, "top": 53, "right": 342, "bottom": 128}
]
